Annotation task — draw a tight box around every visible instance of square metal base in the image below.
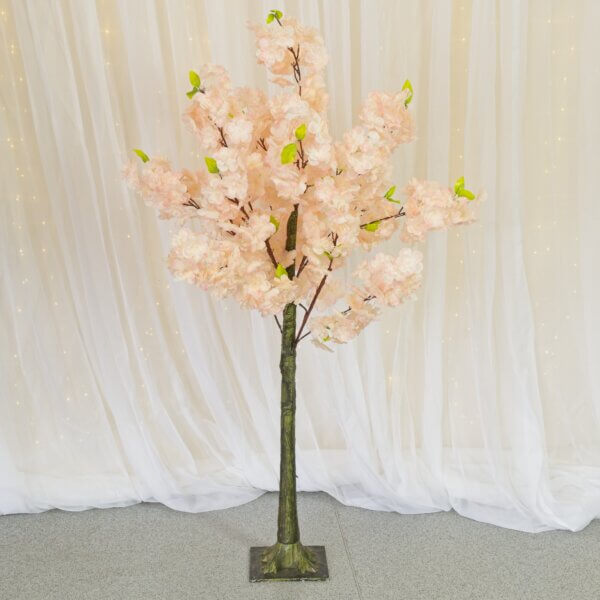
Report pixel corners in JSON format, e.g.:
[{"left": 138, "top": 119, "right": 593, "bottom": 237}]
[{"left": 249, "top": 546, "right": 329, "bottom": 582}]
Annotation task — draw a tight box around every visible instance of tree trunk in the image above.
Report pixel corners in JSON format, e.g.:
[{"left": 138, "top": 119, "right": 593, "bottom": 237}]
[
  {"left": 259, "top": 303, "right": 317, "bottom": 574},
  {"left": 277, "top": 301, "right": 300, "bottom": 544},
  {"left": 259, "top": 204, "right": 317, "bottom": 575}
]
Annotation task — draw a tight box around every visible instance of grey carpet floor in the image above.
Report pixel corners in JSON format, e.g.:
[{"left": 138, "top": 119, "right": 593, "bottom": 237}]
[{"left": 1, "top": 492, "right": 599, "bottom": 600}]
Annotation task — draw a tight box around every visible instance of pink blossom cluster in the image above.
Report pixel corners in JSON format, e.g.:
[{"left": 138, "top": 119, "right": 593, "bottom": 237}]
[
  {"left": 310, "top": 293, "right": 380, "bottom": 349},
  {"left": 124, "top": 13, "right": 479, "bottom": 349},
  {"left": 123, "top": 157, "right": 191, "bottom": 220},
  {"left": 167, "top": 227, "right": 296, "bottom": 315},
  {"left": 402, "top": 178, "right": 477, "bottom": 243},
  {"left": 355, "top": 250, "right": 423, "bottom": 307},
  {"left": 250, "top": 17, "right": 328, "bottom": 112}
]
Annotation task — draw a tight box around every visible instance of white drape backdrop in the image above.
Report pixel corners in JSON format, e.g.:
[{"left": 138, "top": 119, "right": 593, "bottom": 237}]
[{"left": 2, "top": 0, "right": 600, "bottom": 532}]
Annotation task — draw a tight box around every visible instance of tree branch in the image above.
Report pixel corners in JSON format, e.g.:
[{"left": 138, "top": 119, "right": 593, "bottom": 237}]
[
  {"left": 296, "top": 139, "right": 308, "bottom": 169},
  {"left": 217, "top": 126, "right": 228, "bottom": 148},
  {"left": 285, "top": 204, "right": 299, "bottom": 277},
  {"left": 294, "top": 269, "right": 329, "bottom": 345},
  {"left": 265, "top": 238, "right": 278, "bottom": 268},
  {"left": 360, "top": 209, "right": 405, "bottom": 229},
  {"left": 296, "top": 255, "right": 309, "bottom": 277},
  {"left": 274, "top": 315, "right": 282, "bottom": 332},
  {"left": 297, "top": 330, "right": 311, "bottom": 343},
  {"left": 183, "top": 198, "right": 200, "bottom": 209},
  {"left": 287, "top": 45, "right": 302, "bottom": 96},
  {"left": 295, "top": 233, "right": 339, "bottom": 344}
]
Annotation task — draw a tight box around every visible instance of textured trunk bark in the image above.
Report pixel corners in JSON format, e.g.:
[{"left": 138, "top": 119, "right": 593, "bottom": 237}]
[{"left": 277, "top": 302, "right": 299, "bottom": 544}]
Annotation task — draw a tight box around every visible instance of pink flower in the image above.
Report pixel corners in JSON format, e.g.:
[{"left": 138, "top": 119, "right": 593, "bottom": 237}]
[
  {"left": 271, "top": 166, "right": 307, "bottom": 200},
  {"left": 310, "top": 297, "right": 379, "bottom": 347},
  {"left": 359, "top": 91, "right": 416, "bottom": 145},
  {"left": 354, "top": 250, "right": 423, "bottom": 306},
  {"left": 232, "top": 214, "right": 276, "bottom": 252},
  {"left": 223, "top": 117, "right": 253, "bottom": 147},
  {"left": 250, "top": 17, "right": 328, "bottom": 79},
  {"left": 402, "top": 178, "right": 477, "bottom": 242},
  {"left": 123, "top": 158, "right": 192, "bottom": 219},
  {"left": 340, "top": 126, "right": 389, "bottom": 175}
]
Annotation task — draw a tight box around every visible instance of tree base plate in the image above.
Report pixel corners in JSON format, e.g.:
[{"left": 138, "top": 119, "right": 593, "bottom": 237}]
[{"left": 249, "top": 546, "right": 329, "bottom": 582}]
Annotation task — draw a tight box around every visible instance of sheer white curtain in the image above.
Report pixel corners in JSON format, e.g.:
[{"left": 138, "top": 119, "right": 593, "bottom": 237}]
[{"left": 2, "top": 0, "right": 600, "bottom": 532}]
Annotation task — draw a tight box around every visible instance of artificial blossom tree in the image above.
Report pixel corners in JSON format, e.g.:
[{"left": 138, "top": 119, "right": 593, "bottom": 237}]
[{"left": 124, "top": 9, "right": 479, "bottom": 581}]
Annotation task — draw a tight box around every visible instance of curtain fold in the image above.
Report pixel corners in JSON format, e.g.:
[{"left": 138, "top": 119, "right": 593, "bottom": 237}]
[{"left": 1, "top": 0, "right": 599, "bottom": 532}]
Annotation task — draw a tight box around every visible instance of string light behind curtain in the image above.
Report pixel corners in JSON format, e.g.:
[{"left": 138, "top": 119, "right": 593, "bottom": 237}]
[{"left": 1, "top": 0, "right": 599, "bottom": 532}]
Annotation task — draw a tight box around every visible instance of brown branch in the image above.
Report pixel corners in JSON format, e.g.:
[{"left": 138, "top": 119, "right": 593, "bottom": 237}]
[
  {"left": 360, "top": 209, "right": 405, "bottom": 229},
  {"left": 226, "top": 197, "right": 249, "bottom": 221},
  {"left": 274, "top": 315, "right": 282, "bottom": 332},
  {"left": 183, "top": 198, "right": 200, "bottom": 209},
  {"left": 265, "top": 238, "right": 278, "bottom": 268},
  {"left": 285, "top": 203, "right": 299, "bottom": 278},
  {"left": 287, "top": 45, "right": 302, "bottom": 96},
  {"left": 257, "top": 138, "right": 268, "bottom": 151},
  {"left": 217, "top": 126, "right": 228, "bottom": 147},
  {"left": 296, "top": 139, "right": 308, "bottom": 169},
  {"left": 294, "top": 267, "right": 330, "bottom": 345},
  {"left": 296, "top": 255, "right": 309, "bottom": 277},
  {"left": 297, "top": 330, "right": 311, "bottom": 343},
  {"left": 294, "top": 233, "right": 339, "bottom": 344}
]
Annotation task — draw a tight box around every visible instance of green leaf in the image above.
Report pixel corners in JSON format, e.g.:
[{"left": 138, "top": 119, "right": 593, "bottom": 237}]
[
  {"left": 270, "top": 215, "right": 280, "bottom": 231},
  {"left": 295, "top": 123, "right": 307, "bottom": 141},
  {"left": 457, "top": 188, "right": 475, "bottom": 200},
  {"left": 387, "top": 198, "right": 402, "bottom": 204},
  {"left": 133, "top": 148, "right": 149, "bottom": 163},
  {"left": 189, "top": 70, "right": 201, "bottom": 88},
  {"left": 323, "top": 251, "right": 333, "bottom": 260},
  {"left": 454, "top": 176, "right": 465, "bottom": 194},
  {"left": 204, "top": 156, "right": 219, "bottom": 174},
  {"left": 323, "top": 335, "right": 330, "bottom": 342},
  {"left": 186, "top": 88, "right": 198, "bottom": 99},
  {"left": 384, "top": 185, "right": 396, "bottom": 199},
  {"left": 402, "top": 79, "right": 414, "bottom": 107},
  {"left": 364, "top": 221, "right": 380, "bottom": 232},
  {"left": 266, "top": 13, "right": 275, "bottom": 23},
  {"left": 275, "top": 263, "right": 287, "bottom": 278},
  {"left": 281, "top": 142, "right": 297, "bottom": 165},
  {"left": 273, "top": 9, "right": 283, "bottom": 19}
]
